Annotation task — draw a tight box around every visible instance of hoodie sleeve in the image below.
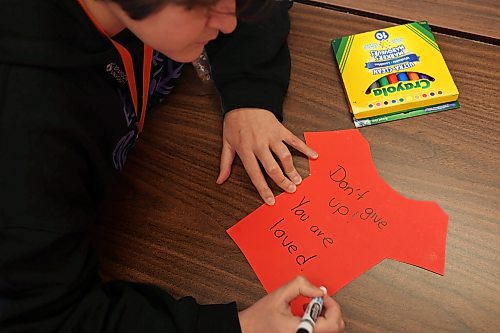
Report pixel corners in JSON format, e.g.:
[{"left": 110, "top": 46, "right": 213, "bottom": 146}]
[
  {"left": 205, "top": 0, "right": 293, "bottom": 121},
  {"left": 0, "top": 66, "right": 241, "bottom": 333}
]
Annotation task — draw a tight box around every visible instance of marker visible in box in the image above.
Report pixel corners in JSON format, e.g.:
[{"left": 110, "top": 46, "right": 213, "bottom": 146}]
[{"left": 332, "top": 21, "right": 459, "bottom": 126}]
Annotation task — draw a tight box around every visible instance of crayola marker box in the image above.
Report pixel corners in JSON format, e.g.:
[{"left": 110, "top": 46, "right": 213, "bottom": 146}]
[{"left": 331, "top": 21, "right": 460, "bottom": 127}]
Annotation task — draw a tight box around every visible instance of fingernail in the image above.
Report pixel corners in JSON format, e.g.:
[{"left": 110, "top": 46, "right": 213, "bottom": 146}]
[
  {"left": 265, "top": 197, "right": 275, "bottom": 206},
  {"left": 287, "top": 183, "right": 296, "bottom": 193},
  {"left": 311, "top": 152, "right": 319, "bottom": 159},
  {"left": 293, "top": 175, "right": 302, "bottom": 184}
]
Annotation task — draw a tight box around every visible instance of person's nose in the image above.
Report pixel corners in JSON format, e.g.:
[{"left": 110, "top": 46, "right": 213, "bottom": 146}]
[
  {"left": 207, "top": 12, "right": 237, "bottom": 34},
  {"left": 208, "top": 0, "right": 237, "bottom": 34}
]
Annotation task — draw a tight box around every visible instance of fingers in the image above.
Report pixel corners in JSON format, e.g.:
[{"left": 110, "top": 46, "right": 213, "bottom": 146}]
[
  {"left": 280, "top": 276, "right": 325, "bottom": 304},
  {"left": 240, "top": 140, "right": 314, "bottom": 205},
  {"left": 271, "top": 142, "right": 302, "bottom": 185},
  {"left": 220, "top": 108, "right": 319, "bottom": 205},
  {"left": 279, "top": 277, "right": 345, "bottom": 332},
  {"left": 216, "top": 141, "right": 235, "bottom": 185},
  {"left": 284, "top": 132, "right": 319, "bottom": 160},
  {"left": 239, "top": 152, "right": 276, "bottom": 206},
  {"left": 246, "top": 276, "right": 343, "bottom": 333},
  {"left": 315, "top": 296, "right": 345, "bottom": 333},
  {"left": 259, "top": 149, "right": 297, "bottom": 194},
  {"left": 218, "top": 138, "right": 296, "bottom": 205},
  {"left": 265, "top": 132, "right": 317, "bottom": 195},
  {"left": 239, "top": 144, "right": 300, "bottom": 206}
]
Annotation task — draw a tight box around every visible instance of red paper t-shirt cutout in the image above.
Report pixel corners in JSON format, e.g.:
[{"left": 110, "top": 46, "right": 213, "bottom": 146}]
[{"left": 227, "top": 130, "right": 448, "bottom": 313}]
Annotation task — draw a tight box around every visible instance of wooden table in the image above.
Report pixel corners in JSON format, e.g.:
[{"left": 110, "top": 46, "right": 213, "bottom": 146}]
[
  {"left": 300, "top": 0, "right": 500, "bottom": 43},
  {"left": 95, "top": 3, "right": 500, "bottom": 332}
]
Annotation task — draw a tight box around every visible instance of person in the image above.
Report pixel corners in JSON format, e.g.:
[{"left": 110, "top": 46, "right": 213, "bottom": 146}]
[{"left": 0, "top": 0, "right": 345, "bottom": 332}]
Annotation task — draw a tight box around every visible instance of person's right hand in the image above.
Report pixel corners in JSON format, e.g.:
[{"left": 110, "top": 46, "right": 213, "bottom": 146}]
[{"left": 238, "top": 276, "right": 345, "bottom": 333}]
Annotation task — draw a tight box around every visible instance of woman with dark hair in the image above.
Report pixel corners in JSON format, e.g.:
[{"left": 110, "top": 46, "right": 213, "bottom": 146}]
[{"left": 0, "top": 0, "right": 344, "bottom": 332}]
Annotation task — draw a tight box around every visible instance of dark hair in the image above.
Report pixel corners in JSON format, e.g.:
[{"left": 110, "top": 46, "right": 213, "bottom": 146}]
[
  {"left": 108, "top": 0, "right": 272, "bottom": 21},
  {"left": 108, "top": 0, "right": 213, "bottom": 20}
]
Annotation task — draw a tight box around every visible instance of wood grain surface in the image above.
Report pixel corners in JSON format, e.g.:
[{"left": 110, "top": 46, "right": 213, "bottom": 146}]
[
  {"left": 302, "top": 0, "right": 500, "bottom": 43},
  {"left": 94, "top": 3, "right": 500, "bottom": 332}
]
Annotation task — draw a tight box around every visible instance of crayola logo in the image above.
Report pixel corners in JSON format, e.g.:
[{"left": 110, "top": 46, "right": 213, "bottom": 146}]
[{"left": 372, "top": 79, "right": 431, "bottom": 97}]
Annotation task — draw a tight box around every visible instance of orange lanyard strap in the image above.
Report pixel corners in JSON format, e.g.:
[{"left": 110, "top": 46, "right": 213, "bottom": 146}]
[
  {"left": 77, "top": 0, "right": 152, "bottom": 134},
  {"left": 140, "top": 47, "right": 153, "bottom": 133}
]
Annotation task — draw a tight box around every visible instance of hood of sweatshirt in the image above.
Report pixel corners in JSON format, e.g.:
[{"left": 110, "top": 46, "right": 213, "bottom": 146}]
[{"left": 0, "top": 0, "right": 116, "bottom": 68}]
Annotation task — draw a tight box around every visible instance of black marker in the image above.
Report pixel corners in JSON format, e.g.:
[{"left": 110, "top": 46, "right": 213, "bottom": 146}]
[{"left": 296, "top": 286, "right": 327, "bottom": 333}]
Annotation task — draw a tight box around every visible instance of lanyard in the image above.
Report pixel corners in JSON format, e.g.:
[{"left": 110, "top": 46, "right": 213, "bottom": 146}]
[{"left": 77, "top": 0, "right": 153, "bottom": 134}]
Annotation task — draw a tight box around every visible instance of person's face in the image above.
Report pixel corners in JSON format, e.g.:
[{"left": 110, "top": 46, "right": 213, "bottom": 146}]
[{"left": 113, "top": 0, "right": 237, "bottom": 62}]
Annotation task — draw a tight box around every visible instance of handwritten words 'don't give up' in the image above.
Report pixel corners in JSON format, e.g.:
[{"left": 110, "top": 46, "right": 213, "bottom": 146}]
[{"left": 227, "top": 130, "right": 448, "bottom": 314}]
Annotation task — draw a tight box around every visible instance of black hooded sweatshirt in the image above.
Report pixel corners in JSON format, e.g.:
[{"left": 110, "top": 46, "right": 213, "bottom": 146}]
[{"left": 0, "top": 0, "right": 292, "bottom": 332}]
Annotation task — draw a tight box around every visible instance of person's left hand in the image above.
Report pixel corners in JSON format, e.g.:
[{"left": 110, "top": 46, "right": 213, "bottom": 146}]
[{"left": 216, "top": 108, "right": 318, "bottom": 205}]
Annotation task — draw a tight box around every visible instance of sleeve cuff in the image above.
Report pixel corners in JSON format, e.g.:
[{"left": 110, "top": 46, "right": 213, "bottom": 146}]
[
  {"left": 196, "top": 301, "right": 242, "bottom": 333},
  {"left": 219, "top": 80, "right": 285, "bottom": 121}
]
